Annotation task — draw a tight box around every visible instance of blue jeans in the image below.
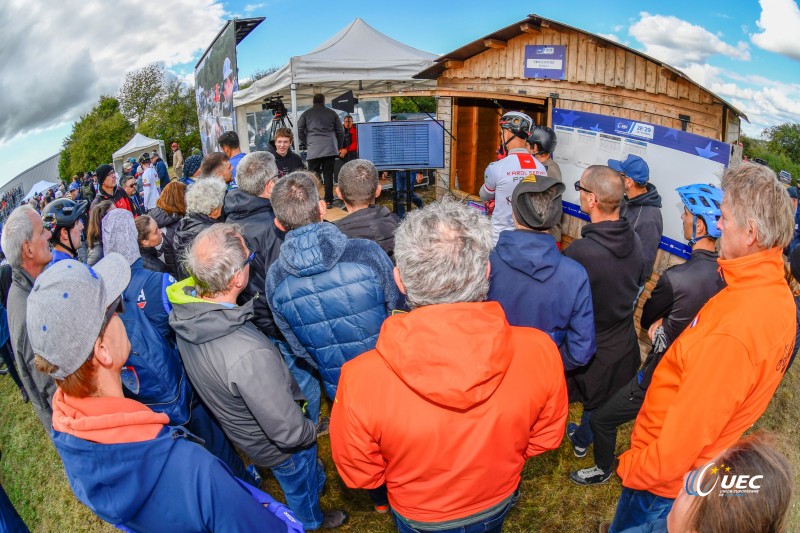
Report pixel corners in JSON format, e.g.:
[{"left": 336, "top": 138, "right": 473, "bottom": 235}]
[
  {"left": 392, "top": 490, "right": 518, "bottom": 533},
  {"left": 609, "top": 487, "right": 674, "bottom": 533},
  {"left": 270, "top": 337, "right": 321, "bottom": 424},
  {"left": 185, "top": 401, "right": 254, "bottom": 485},
  {"left": 270, "top": 444, "right": 326, "bottom": 530},
  {"left": 395, "top": 171, "right": 424, "bottom": 219},
  {"left": 572, "top": 409, "right": 594, "bottom": 448}
]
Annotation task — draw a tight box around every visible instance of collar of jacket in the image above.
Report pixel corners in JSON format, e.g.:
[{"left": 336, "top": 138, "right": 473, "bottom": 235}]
[
  {"left": 717, "top": 247, "right": 785, "bottom": 290},
  {"left": 11, "top": 266, "right": 35, "bottom": 292}
]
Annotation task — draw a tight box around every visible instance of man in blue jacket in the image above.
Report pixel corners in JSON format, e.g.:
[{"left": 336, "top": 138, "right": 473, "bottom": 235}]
[
  {"left": 266, "top": 171, "right": 402, "bottom": 401},
  {"left": 26, "top": 255, "right": 297, "bottom": 533},
  {"left": 487, "top": 175, "right": 595, "bottom": 371}
]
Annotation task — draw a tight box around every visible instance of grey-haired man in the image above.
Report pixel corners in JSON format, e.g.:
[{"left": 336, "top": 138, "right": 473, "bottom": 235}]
[{"left": 1, "top": 205, "right": 55, "bottom": 429}]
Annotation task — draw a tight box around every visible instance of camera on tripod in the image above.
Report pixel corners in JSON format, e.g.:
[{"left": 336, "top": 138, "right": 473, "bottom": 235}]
[{"left": 262, "top": 96, "right": 288, "bottom": 117}]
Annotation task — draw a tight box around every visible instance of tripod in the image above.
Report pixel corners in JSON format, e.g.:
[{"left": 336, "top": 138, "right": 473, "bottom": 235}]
[{"left": 267, "top": 110, "right": 293, "bottom": 142}]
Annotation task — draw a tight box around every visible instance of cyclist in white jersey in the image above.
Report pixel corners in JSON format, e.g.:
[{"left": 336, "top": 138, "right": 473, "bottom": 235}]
[{"left": 480, "top": 112, "right": 547, "bottom": 243}]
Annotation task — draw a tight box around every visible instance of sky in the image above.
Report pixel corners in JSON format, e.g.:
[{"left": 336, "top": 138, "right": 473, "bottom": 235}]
[{"left": 2, "top": 0, "right": 799, "bottom": 187}]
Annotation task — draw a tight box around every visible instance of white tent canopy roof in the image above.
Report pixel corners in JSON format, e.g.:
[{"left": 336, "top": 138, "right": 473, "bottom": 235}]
[
  {"left": 112, "top": 133, "right": 165, "bottom": 160},
  {"left": 23, "top": 180, "right": 60, "bottom": 202},
  {"left": 234, "top": 18, "right": 438, "bottom": 109}
]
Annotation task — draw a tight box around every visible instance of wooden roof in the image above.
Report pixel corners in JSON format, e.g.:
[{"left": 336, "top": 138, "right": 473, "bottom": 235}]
[{"left": 415, "top": 13, "right": 748, "bottom": 122}]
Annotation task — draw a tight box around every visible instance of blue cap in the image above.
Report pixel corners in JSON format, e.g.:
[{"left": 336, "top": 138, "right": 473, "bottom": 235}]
[
  {"left": 608, "top": 154, "right": 650, "bottom": 184},
  {"left": 68, "top": 182, "right": 80, "bottom": 192},
  {"left": 787, "top": 186, "right": 798, "bottom": 200}
]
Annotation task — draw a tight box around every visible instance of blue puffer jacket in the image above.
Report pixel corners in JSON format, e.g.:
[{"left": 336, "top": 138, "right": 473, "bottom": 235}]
[
  {"left": 266, "top": 222, "right": 402, "bottom": 398},
  {"left": 487, "top": 230, "right": 596, "bottom": 370}
]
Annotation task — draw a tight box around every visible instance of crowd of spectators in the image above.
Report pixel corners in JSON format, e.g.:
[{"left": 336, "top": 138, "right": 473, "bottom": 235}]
[{"left": 0, "top": 113, "right": 796, "bottom": 533}]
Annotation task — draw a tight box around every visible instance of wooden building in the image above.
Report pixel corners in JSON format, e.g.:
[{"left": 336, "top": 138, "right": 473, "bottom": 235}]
[{"left": 410, "top": 14, "right": 748, "bottom": 197}]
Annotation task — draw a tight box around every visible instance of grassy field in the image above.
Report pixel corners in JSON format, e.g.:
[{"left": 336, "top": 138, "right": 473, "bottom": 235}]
[{"left": 0, "top": 362, "right": 798, "bottom": 533}]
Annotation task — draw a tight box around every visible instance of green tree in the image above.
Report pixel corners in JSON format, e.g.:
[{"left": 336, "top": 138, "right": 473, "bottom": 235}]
[
  {"left": 763, "top": 123, "right": 800, "bottom": 165},
  {"left": 58, "top": 96, "right": 134, "bottom": 180},
  {"left": 138, "top": 78, "right": 200, "bottom": 166},
  {"left": 118, "top": 63, "right": 165, "bottom": 126},
  {"left": 238, "top": 66, "right": 280, "bottom": 90},
  {"left": 391, "top": 96, "right": 436, "bottom": 115}
]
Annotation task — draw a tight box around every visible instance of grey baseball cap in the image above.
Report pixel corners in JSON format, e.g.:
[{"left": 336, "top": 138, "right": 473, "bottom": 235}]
[{"left": 27, "top": 254, "right": 130, "bottom": 380}]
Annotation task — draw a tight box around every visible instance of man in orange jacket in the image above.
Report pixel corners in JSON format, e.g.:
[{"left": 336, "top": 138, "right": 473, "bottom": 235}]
[
  {"left": 607, "top": 163, "right": 796, "bottom": 533},
  {"left": 330, "top": 199, "right": 568, "bottom": 533}
]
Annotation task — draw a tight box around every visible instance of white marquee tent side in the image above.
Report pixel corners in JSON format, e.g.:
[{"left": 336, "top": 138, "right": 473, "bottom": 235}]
[
  {"left": 233, "top": 18, "right": 438, "bottom": 150},
  {"left": 112, "top": 133, "right": 165, "bottom": 176}
]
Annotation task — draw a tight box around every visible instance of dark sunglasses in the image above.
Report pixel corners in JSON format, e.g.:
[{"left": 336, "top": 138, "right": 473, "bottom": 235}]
[
  {"left": 574, "top": 180, "right": 594, "bottom": 195},
  {"left": 101, "top": 295, "right": 125, "bottom": 333},
  {"left": 42, "top": 213, "right": 57, "bottom": 233}
]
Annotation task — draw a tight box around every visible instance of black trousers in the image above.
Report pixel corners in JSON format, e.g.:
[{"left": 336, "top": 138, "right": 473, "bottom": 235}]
[
  {"left": 0, "top": 342, "right": 24, "bottom": 395},
  {"left": 589, "top": 376, "right": 646, "bottom": 472},
  {"left": 307, "top": 156, "right": 336, "bottom": 204}
]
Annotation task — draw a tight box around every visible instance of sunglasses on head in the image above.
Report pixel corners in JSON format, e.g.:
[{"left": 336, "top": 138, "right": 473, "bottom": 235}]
[{"left": 42, "top": 213, "right": 57, "bottom": 233}]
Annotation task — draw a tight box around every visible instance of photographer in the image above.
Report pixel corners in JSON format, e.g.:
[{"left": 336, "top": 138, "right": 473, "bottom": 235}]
[{"left": 267, "top": 128, "right": 305, "bottom": 177}]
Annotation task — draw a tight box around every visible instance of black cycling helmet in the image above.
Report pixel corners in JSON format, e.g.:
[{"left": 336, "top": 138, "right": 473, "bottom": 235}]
[
  {"left": 42, "top": 199, "right": 88, "bottom": 254},
  {"left": 499, "top": 111, "right": 534, "bottom": 141},
  {"left": 528, "top": 126, "right": 558, "bottom": 155}
]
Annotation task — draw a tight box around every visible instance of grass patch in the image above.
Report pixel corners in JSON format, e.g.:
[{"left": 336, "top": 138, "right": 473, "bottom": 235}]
[{"left": 1, "top": 366, "right": 798, "bottom": 532}]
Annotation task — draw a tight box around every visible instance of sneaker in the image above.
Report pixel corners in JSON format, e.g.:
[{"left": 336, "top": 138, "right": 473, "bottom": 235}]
[
  {"left": 569, "top": 465, "right": 613, "bottom": 486},
  {"left": 247, "top": 464, "right": 263, "bottom": 486},
  {"left": 316, "top": 416, "right": 330, "bottom": 437},
  {"left": 566, "top": 423, "right": 588, "bottom": 458},
  {"left": 374, "top": 504, "right": 389, "bottom": 514},
  {"left": 316, "top": 510, "right": 349, "bottom": 529}
]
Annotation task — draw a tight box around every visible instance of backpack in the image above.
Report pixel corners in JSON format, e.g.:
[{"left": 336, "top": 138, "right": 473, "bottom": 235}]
[{"left": 118, "top": 268, "right": 192, "bottom": 424}]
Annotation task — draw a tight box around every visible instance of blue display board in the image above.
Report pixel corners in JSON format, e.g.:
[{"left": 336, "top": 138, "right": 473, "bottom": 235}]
[
  {"left": 552, "top": 108, "right": 731, "bottom": 260},
  {"left": 357, "top": 120, "right": 445, "bottom": 170},
  {"left": 524, "top": 45, "right": 567, "bottom": 80}
]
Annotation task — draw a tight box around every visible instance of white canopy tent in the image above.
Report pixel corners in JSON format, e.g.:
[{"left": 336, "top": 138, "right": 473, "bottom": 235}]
[
  {"left": 233, "top": 18, "right": 438, "bottom": 149},
  {"left": 112, "top": 133, "right": 166, "bottom": 176},
  {"left": 23, "top": 180, "right": 60, "bottom": 202}
]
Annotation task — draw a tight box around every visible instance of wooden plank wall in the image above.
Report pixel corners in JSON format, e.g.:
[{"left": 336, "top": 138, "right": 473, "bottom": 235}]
[{"left": 440, "top": 27, "right": 726, "bottom": 140}]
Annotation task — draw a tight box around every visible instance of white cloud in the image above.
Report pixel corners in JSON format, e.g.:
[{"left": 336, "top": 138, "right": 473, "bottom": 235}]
[
  {"left": 677, "top": 64, "right": 723, "bottom": 87},
  {"left": 750, "top": 0, "right": 800, "bottom": 60},
  {"left": 244, "top": 3, "right": 265, "bottom": 13},
  {"left": 629, "top": 12, "right": 750, "bottom": 67},
  {"left": 0, "top": 0, "right": 227, "bottom": 145}
]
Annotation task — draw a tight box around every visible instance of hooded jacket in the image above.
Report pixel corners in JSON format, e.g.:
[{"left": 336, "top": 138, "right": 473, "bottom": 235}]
[
  {"left": 266, "top": 222, "right": 402, "bottom": 399},
  {"left": 8, "top": 267, "right": 56, "bottom": 429},
  {"left": 138, "top": 246, "right": 167, "bottom": 273},
  {"left": 168, "top": 278, "right": 316, "bottom": 468},
  {"left": 90, "top": 186, "right": 133, "bottom": 215},
  {"left": 51, "top": 389, "right": 289, "bottom": 532},
  {"left": 564, "top": 219, "right": 645, "bottom": 409},
  {"left": 330, "top": 301, "right": 568, "bottom": 523},
  {"left": 148, "top": 207, "right": 182, "bottom": 277},
  {"left": 173, "top": 213, "right": 216, "bottom": 279},
  {"left": 621, "top": 183, "right": 663, "bottom": 281},
  {"left": 223, "top": 189, "right": 284, "bottom": 338},
  {"left": 488, "top": 230, "right": 595, "bottom": 370},
  {"left": 334, "top": 205, "right": 400, "bottom": 260},
  {"left": 618, "top": 248, "right": 794, "bottom": 498}
]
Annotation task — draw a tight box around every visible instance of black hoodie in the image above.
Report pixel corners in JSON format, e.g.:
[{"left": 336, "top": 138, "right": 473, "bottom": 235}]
[
  {"left": 266, "top": 144, "right": 305, "bottom": 177},
  {"left": 223, "top": 189, "right": 285, "bottom": 338},
  {"left": 621, "top": 183, "right": 663, "bottom": 281},
  {"left": 563, "top": 218, "right": 645, "bottom": 409}
]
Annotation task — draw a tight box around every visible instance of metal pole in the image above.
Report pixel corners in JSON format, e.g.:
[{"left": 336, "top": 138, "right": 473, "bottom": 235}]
[{"left": 290, "top": 81, "right": 299, "bottom": 152}]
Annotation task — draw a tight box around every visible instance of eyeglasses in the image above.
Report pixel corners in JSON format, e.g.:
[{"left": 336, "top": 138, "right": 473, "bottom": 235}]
[
  {"left": 100, "top": 295, "right": 125, "bottom": 333},
  {"left": 574, "top": 180, "right": 594, "bottom": 195},
  {"left": 241, "top": 251, "right": 255, "bottom": 269},
  {"left": 42, "top": 213, "right": 57, "bottom": 233}
]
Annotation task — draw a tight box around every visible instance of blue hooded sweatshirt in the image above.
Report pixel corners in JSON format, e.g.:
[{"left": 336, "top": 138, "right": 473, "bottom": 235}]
[
  {"left": 51, "top": 392, "right": 289, "bottom": 532},
  {"left": 266, "top": 222, "right": 402, "bottom": 399},
  {"left": 487, "top": 230, "right": 596, "bottom": 370}
]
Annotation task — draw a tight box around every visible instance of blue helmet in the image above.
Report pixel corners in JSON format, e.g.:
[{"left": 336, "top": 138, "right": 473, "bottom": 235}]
[{"left": 676, "top": 184, "right": 723, "bottom": 240}]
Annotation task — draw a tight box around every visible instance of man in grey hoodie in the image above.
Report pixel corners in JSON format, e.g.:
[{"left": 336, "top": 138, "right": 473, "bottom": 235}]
[{"left": 168, "top": 223, "right": 347, "bottom": 530}]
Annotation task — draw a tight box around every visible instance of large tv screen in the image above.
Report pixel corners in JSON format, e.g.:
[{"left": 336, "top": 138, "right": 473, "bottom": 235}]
[
  {"left": 194, "top": 21, "right": 238, "bottom": 155},
  {"left": 357, "top": 120, "right": 445, "bottom": 169}
]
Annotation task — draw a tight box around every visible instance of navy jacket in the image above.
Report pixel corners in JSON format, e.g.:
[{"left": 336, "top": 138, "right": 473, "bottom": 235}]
[
  {"left": 266, "top": 222, "right": 402, "bottom": 398},
  {"left": 621, "top": 183, "right": 663, "bottom": 282},
  {"left": 54, "top": 426, "right": 288, "bottom": 532},
  {"left": 488, "top": 230, "right": 595, "bottom": 370}
]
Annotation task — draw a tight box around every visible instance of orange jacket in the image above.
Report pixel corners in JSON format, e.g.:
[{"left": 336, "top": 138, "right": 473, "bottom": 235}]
[
  {"left": 330, "top": 301, "right": 567, "bottom": 523},
  {"left": 617, "top": 248, "right": 795, "bottom": 498}
]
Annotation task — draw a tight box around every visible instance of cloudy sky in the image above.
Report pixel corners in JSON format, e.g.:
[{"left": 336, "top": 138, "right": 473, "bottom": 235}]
[{"left": 3, "top": 0, "right": 799, "bottom": 185}]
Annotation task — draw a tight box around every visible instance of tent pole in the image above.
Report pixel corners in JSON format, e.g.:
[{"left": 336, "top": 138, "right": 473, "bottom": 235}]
[{"left": 290, "top": 83, "right": 299, "bottom": 152}]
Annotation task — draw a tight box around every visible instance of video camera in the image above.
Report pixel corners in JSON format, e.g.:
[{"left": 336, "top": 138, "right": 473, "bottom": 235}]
[{"left": 262, "top": 96, "right": 288, "bottom": 118}]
